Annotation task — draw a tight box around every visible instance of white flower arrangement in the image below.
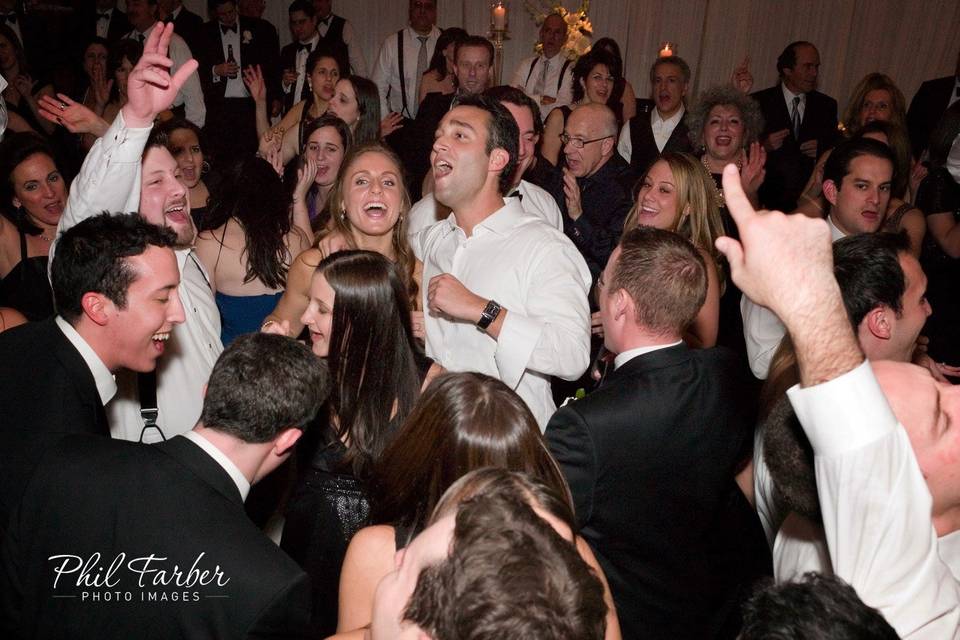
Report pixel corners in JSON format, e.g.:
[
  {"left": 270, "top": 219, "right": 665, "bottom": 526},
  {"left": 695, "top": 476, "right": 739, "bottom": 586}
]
[
  {"left": 242, "top": 30, "right": 253, "bottom": 45},
  {"left": 524, "top": 0, "right": 593, "bottom": 61}
]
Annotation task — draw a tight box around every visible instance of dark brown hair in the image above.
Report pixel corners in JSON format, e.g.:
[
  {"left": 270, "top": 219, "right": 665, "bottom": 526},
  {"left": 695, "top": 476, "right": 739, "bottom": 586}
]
[{"left": 368, "top": 372, "right": 569, "bottom": 544}]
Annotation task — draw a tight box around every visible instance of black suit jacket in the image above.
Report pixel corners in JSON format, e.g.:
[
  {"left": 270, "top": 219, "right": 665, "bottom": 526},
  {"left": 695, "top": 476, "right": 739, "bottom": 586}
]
[
  {"left": 171, "top": 7, "right": 204, "bottom": 55},
  {"left": 0, "top": 434, "right": 312, "bottom": 639},
  {"left": 545, "top": 345, "right": 770, "bottom": 639},
  {"left": 907, "top": 75, "right": 957, "bottom": 158},
  {"left": 627, "top": 100, "right": 693, "bottom": 176},
  {"left": 196, "top": 17, "right": 279, "bottom": 109},
  {"left": 751, "top": 85, "right": 839, "bottom": 212},
  {"left": 0, "top": 318, "right": 109, "bottom": 534}
]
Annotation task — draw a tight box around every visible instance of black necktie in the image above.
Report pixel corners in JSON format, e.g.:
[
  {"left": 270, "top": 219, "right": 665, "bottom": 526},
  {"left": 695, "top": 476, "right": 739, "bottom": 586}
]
[
  {"left": 221, "top": 24, "right": 237, "bottom": 35},
  {"left": 0, "top": 13, "right": 16, "bottom": 24},
  {"left": 297, "top": 42, "right": 312, "bottom": 54}
]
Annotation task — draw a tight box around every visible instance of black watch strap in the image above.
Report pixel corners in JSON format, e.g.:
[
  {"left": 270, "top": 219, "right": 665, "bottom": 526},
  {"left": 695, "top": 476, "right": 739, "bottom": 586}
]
[{"left": 476, "top": 299, "right": 502, "bottom": 331}]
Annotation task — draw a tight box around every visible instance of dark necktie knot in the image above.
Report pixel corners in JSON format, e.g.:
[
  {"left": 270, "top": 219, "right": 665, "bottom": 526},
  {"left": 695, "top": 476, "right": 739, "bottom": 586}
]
[
  {"left": 221, "top": 23, "right": 237, "bottom": 35},
  {"left": 297, "top": 42, "right": 312, "bottom": 53},
  {"left": 417, "top": 35, "right": 428, "bottom": 45}
]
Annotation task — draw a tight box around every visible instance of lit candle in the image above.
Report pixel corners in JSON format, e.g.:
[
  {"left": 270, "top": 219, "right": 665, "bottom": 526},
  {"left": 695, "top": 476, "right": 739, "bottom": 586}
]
[
  {"left": 659, "top": 42, "right": 674, "bottom": 57},
  {"left": 492, "top": 2, "right": 507, "bottom": 30}
]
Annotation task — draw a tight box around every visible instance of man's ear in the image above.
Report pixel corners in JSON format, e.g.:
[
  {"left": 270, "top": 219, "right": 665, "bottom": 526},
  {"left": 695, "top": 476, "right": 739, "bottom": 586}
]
[
  {"left": 822, "top": 179, "right": 839, "bottom": 207},
  {"left": 80, "top": 292, "right": 112, "bottom": 326},
  {"left": 864, "top": 306, "right": 891, "bottom": 340},
  {"left": 601, "top": 135, "right": 615, "bottom": 156},
  {"left": 273, "top": 427, "right": 303, "bottom": 457},
  {"left": 488, "top": 147, "right": 510, "bottom": 174},
  {"left": 613, "top": 287, "right": 632, "bottom": 321}
]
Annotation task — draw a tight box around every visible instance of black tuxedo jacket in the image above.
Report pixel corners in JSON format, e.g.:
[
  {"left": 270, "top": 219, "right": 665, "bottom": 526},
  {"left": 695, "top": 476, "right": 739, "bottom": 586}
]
[
  {"left": 196, "top": 17, "right": 279, "bottom": 108},
  {"left": 171, "top": 7, "right": 204, "bottom": 54},
  {"left": 751, "top": 85, "right": 839, "bottom": 212},
  {"left": 0, "top": 434, "right": 312, "bottom": 639},
  {"left": 545, "top": 344, "right": 770, "bottom": 639},
  {"left": 0, "top": 318, "right": 109, "bottom": 534},
  {"left": 627, "top": 100, "right": 693, "bottom": 176},
  {"left": 78, "top": 7, "right": 131, "bottom": 46},
  {"left": 907, "top": 75, "right": 957, "bottom": 158}
]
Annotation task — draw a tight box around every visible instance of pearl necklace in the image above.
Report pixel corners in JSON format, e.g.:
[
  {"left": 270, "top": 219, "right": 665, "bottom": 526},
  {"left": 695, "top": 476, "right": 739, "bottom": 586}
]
[{"left": 701, "top": 154, "right": 743, "bottom": 208}]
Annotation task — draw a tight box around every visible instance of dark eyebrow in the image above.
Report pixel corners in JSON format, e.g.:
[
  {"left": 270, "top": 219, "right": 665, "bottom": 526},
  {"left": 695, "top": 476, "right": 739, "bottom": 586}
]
[{"left": 447, "top": 119, "right": 476, "bottom": 134}]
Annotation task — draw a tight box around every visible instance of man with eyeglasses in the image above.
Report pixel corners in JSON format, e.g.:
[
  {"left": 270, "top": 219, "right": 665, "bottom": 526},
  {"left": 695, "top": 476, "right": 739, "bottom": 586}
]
[{"left": 548, "top": 103, "right": 635, "bottom": 282}]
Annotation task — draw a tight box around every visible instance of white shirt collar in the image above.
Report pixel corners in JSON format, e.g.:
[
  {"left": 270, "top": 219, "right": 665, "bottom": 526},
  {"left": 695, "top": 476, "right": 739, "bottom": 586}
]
[
  {"left": 614, "top": 340, "right": 684, "bottom": 369},
  {"left": 826, "top": 215, "right": 848, "bottom": 241},
  {"left": 171, "top": 6, "right": 182, "bottom": 19},
  {"left": 300, "top": 31, "right": 320, "bottom": 47},
  {"left": 183, "top": 430, "right": 251, "bottom": 501},
  {"left": 653, "top": 104, "right": 685, "bottom": 128},
  {"left": 55, "top": 315, "right": 117, "bottom": 405},
  {"left": 782, "top": 83, "right": 805, "bottom": 106}
]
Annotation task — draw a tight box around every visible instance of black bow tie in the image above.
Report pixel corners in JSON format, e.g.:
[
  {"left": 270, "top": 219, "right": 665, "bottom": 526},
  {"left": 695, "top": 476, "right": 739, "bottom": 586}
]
[
  {"left": 297, "top": 42, "right": 312, "bottom": 53},
  {"left": 507, "top": 189, "right": 523, "bottom": 201},
  {"left": 319, "top": 16, "right": 331, "bottom": 27},
  {"left": 0, "top": 13, "right": 16, "bottom": 24},
  {"left": 221, "top": 24, "right": 237, "bottom": 35},
  {"left": 97, "top": 12, "right": 110, "bottom": 21}
]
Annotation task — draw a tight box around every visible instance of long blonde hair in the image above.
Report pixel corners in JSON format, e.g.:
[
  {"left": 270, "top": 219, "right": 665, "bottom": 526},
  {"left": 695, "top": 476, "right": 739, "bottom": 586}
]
[
  {"left": 625, "top": 152, "right": 726, "bottom": 287},
  {"left": 317, "top": 143, "right": 418, "bottom": 307}
]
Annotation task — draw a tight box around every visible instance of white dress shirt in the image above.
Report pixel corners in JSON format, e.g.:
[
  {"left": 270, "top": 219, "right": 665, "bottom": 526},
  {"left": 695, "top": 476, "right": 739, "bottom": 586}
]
[
  {"left": 55, "top": 315, "right": 117, "bottom": 405},
  {"left": 183, "top": 430, "right": 251, "bottom": 501},
  {"left": 318, "top": 14, "right": 366, "bottom": 77},
  {"left": 212, "top": 22, "right": 249, "bottom": 99},
  {"left": 55, "top": 112, "right": 222, "bottom": 444},
  {"left": 371, "top": 25, "right": 441, "bottom": 120},
  {"left": 287, "top": 32, "right": 319, "bottom": 102},
  {"left": 788, "top": 361, "right": 960, "bottom": 639},
  {"left": 742, "top": 217, "right": 846, "bottom": 379},
  {"left": 95, "top": 7, "right": 113, "bottom": 39},
  {"left": 511, "top": 53, "right": 574, "bottom": 121},
  {"left": 125, "top": 22, "right": 206, "bottom": 127},
  {"left": 613, "top": 340, "right": 683, "bottom": 369},
  {"left": 406, "top": 180, "right": 563, "bottom": 238},
  {"left": 413, "top": 198, "right": 591, "bottom": 429}
]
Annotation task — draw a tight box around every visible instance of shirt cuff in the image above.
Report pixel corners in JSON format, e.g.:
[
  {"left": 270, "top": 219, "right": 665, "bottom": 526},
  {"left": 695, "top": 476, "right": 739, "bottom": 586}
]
[
  {"left": 212, "top": 66, "right": 221, "bottom": 83},
  {"left": 103, "top": 111, "right": 153, "bottom": 161},
  {"left": 494, "top": 311, "right": 544, "bottom": 389},
  {"left": 787, "top": 360, "right": 898, "bottom": 457}
]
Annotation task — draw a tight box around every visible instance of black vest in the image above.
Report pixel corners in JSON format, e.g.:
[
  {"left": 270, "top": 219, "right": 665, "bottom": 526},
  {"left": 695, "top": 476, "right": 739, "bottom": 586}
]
[{"left": 318, "top": 15, "right": 349, "bottom": 72}]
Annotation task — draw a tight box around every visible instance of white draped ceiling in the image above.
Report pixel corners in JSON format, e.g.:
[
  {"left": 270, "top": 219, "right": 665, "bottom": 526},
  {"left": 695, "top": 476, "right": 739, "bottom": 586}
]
[{"left": 180, "top": 0, "right": 960, "bottom": 112}]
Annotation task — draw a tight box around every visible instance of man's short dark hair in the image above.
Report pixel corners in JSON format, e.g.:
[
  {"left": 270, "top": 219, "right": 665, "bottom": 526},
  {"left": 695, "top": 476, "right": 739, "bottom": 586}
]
[
  {"left": 823, "top": 137, "right": 896, "bottom": 192},
  {"left": 484, "top": 84, "right": 544, "bottom": 137},
  {"left": 200, "top": 333, "right": 329, "bottom": 443},
  {"left": 649, "top": 55, "right": 691, "bottom": 85},
  {"left": 145, "top": 125, "right": 170, "bottom": 155},
  {"left": 288, "top": 0, "right": 314, "bottom": 18},
  {"left": 454, "top": 35, "right": 494, "bottom": 67},
  {"left": 833, "top": 231, "right": 910, "bottom": 328},
  {"left": 208, "top": 0, "right": 236, "bottom": 12},
  {"left": 405, "top": 481, "right": 606, "bottom": 640},
  {"left": 776, "top": 40, "right": 815, "bottom": 76},
  {"left": 51, "top": 213, "right": 177, "bottom": 323},
  {"left": 741, "top": 573, "right": 898, "bottom": 639},
  {"left": 611, "top": 226, "right": 707, "bottom": 335},
  {"left": 449, "top": 93, "right": 519, "bottom": 196}
]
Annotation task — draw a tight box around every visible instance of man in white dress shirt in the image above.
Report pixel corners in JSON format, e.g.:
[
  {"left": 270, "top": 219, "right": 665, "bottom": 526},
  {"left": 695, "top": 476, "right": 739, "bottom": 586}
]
[
  {"left": 742, "top": 138, "right": 895, "bottom": 379},
  {"left": 55, "top": 23, "right": 222, "bottom": 444},
  {"left": 371, "top": 0, "right": 440, "bottom": 122},
  {"left": 510, "top": 13, "right": 574, "bottom": 121},
  {"left": 407, "top": 85, "right": 563, "bottom": 237},
  {"left": 718, "top": 162, "right": 960, "bottom": 639},
  {"left": 413, "top": 94, "right": 591, "bottom": 429},
  {"left": 124, "top": 0, "right": 206, "bottom": 128}
]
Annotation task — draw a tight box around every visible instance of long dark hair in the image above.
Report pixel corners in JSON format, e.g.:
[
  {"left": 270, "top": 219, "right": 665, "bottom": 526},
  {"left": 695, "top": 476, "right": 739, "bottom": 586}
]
[
  {"left": 425, "top": 27, "right": 467, "bottom": 81},
  {"left": 204, "top": 156, "right": 298, "bottom": 290},
  {"left": 318, "top": 250, "right": 424, "bottom": 479},
  {"left": 302, "top": 47, "right": 346, "bottom": 114},
  {"left": 345, "top": 75, "right": 381, "bottom": 145},
  {"left": 0, "top": 133, "right": 62, "bottom": 236},
  {"left": 592, "top": 37, "right": 626, "bottom": 121},
  {"left": 368, "top": 372, "right": 569, "bottom": 546},
  {"left": 571, "top": 47, "right": 617, "bottom": 104}
]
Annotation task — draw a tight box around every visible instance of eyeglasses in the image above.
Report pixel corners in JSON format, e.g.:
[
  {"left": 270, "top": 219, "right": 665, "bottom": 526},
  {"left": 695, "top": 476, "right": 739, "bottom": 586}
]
[{"left": 559, "top": 133, "right": 613, "bottom": 149}]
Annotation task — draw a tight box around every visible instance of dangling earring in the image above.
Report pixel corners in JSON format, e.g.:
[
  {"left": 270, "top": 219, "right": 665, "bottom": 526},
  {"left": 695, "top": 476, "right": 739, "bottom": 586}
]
[{"left": 201, "top": 160, "right": 211, "bottom": 176}]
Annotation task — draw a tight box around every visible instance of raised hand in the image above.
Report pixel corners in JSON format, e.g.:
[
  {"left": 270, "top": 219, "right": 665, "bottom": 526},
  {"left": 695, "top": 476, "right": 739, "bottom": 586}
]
[
  {"left": 740, "top": 141, "right": 766, "bottom": 201},
  {"left": 295, "top": 156, "right": 319, "bottom": 199},
  {"left": 38, "top": 93, "right": 109, "bottom": 136},
  {"left": 731, "top": 55, "right": 753, "bottom": 94},
  {"left": 380, "top": 112, "right": 404, "bottom": 139},
  {"left": 123, "top": 22, "right": 199, "bottom": 128},
  {"left": 90, "top": 63, "right": 113, "bottom": 111},
  {"left": 562, "top": 167, "right": 583, "bottom": 220},
  {"left": 242, "top": 64, "right": 267, "bottom": 103}
]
